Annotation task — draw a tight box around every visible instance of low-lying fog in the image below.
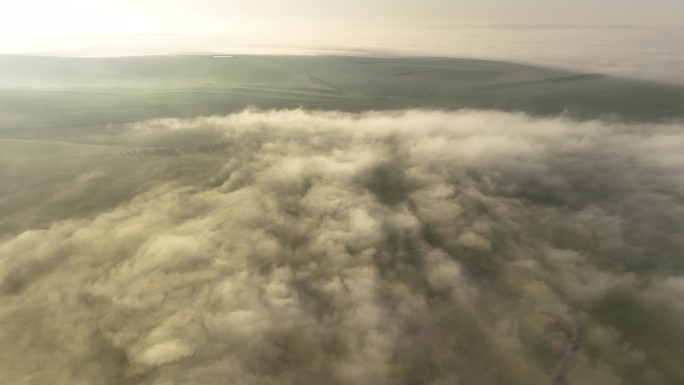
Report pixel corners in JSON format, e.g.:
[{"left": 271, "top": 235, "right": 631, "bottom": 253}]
[{"left": 1, "top": 109, "right": 683, "bottom": 384}]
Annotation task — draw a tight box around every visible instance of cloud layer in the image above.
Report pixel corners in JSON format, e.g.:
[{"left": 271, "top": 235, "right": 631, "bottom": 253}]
[{"left": 1, "top": 109, "right": 684, "bottom": 384}]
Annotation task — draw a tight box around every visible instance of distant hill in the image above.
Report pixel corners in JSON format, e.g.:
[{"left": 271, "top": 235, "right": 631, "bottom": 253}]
[{"left": 0, "top": 55, "right": 682, "bottom": 140}]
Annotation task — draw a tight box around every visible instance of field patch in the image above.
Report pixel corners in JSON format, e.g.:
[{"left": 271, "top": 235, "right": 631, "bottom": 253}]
[{"left": 0, "top": 138, "right": 144, "bottom": 160}]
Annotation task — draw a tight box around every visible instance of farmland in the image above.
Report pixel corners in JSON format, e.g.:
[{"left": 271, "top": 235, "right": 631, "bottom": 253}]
[{"left": 1, "top": 55, "right": 683, "bottom": 142}]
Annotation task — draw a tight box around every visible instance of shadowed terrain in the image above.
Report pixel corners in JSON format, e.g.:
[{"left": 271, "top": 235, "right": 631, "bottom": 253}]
[{"left": 1, "top": 55, "right": 683, "bottom": 142}]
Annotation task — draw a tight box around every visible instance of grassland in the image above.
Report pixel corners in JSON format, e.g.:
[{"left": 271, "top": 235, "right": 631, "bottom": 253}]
[
  {"left": 0, "top": 55, "right": 683, "bottom": 142},
  {"left": 0, "top": 138, "right": 145, "bottom": 160}
]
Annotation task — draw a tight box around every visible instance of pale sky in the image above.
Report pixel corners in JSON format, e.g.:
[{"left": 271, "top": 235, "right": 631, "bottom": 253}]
[
  {"left": 1, "top": 0, "right": 683, "bottom": 38},
  {"left": 1, "top": 0, "right": 683, "bottom": 82}
]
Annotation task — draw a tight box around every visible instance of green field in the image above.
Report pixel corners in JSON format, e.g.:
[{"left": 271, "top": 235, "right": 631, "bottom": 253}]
[
  {"left": 1, "top": 55, "right": 683, "bottom": 141},
  {"left": 0, "top": 138, "right": 145, "bottom": 160},
  {"left": 0, "top": 142, "right": 226, "bottom": 236}
]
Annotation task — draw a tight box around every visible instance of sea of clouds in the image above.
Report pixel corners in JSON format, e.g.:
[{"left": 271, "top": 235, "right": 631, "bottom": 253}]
[{"left": 1, "top": 109, "right": 683, "bottom": 384}]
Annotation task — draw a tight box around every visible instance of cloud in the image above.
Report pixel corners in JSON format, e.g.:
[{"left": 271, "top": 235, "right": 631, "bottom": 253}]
[
  {"left": 311, "top": 26, "right": 684, "bottom": 84},
  {"left": 1, "top": 109, "right": 683, "bottom": 384}
]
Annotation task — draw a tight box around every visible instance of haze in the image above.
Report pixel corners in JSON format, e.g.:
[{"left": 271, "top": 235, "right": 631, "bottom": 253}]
[
  {"left": 2, "top": 1, "right": 684, "bottom": 82},
  {"left": 4, "top": 0, "right": 684, "bottom": 37}
]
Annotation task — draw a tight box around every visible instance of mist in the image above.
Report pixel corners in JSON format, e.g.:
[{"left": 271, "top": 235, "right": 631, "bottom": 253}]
[
  {"left": 2, "top": 26, "right": 684, "bottom": 85},
  {"left": 1, "top": 109, "right": 683, "bottom": 384}
]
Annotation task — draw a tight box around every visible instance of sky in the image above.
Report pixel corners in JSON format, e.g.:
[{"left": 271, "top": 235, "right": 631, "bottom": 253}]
[
  {"left": 2, "top": 0, "right": 684, "bottom": 38},
  {"left": 0, "top": 1, "right": 683, "bottom": 81}
]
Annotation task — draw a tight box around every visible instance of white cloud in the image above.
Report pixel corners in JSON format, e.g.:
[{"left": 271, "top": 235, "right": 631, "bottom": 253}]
[{"left": 1, "top": 109, "right": 683, "bottom": 384}]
